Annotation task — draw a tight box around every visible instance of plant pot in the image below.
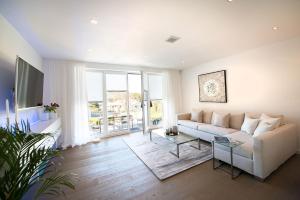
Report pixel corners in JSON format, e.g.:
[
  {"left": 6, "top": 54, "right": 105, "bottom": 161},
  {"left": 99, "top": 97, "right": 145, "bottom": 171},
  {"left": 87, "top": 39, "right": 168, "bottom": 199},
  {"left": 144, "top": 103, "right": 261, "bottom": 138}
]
[{"left": 49, "top": 112, "right": 58, "bottom": 119}]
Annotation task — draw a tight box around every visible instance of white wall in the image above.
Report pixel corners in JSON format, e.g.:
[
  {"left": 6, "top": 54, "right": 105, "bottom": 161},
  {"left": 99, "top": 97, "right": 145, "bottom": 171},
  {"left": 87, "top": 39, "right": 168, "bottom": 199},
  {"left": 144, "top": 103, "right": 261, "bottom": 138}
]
[
  {"left": 181, "top": 37, "right": 300, "bottom": 151},
  {"left": 0, "top": 13, "right": 42, "bottom": 70},
  {"left": 0, "top": 14, "right": 42, "bottom": 113}
]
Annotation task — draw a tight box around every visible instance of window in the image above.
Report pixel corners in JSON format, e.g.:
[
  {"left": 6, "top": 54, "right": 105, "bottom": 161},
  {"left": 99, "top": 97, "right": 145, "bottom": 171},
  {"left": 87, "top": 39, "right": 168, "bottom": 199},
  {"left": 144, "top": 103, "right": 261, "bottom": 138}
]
[
  {"left": 106, "top": 74, "right": 127, "bottom": 91},
  {"left": 86, "top": 71, "right": 165, "bottom": 135},
  {"left": 106, "top": 73, "right": 128, "bottom": 132},
  {"left": 128, "top": 74, "right": 142, "bottom": 131},
  {"left": 148, "top": 74, "right": 163, "bottom": 127},
  {"left": 86, "top": 72, "right": 104, "bottom": 134}
]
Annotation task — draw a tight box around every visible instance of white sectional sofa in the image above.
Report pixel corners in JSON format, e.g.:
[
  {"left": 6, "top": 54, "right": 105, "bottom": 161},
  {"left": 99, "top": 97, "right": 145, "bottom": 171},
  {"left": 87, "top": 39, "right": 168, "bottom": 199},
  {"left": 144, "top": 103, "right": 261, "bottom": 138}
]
[{"left": 177, "top": 110, "right": 298, "bottom": 179}]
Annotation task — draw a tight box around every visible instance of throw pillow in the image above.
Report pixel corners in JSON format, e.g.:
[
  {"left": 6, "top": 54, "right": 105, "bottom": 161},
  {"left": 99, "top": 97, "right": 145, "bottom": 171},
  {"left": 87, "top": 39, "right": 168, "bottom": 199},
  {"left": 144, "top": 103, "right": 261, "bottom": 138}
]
[
  {"left": 211, "top": 112, "right": 230, "bottom": 128},
  {"left": 229, "top": 113, "right": 245, "bottom": 130},
  {"left": 203, "top": 111, "right": 213, "bottom": 124},
  {"left": 241, "top": 116, "right": 260, "bottom": 135},
  {"left": 191, "top": 110, "right": 203, "bottom": 123},
  {"left": 253, "top": 115, "right": 281, "bottom": 136},
  {"left": 260, "top": 113, "right": 281, "bottom": 128}
]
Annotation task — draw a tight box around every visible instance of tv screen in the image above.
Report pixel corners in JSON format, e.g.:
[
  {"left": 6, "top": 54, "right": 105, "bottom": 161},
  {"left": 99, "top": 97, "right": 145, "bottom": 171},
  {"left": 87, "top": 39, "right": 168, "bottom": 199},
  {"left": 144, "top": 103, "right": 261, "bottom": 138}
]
[{"left": 16, "top": 57, "right": 44, "bottom": 109}]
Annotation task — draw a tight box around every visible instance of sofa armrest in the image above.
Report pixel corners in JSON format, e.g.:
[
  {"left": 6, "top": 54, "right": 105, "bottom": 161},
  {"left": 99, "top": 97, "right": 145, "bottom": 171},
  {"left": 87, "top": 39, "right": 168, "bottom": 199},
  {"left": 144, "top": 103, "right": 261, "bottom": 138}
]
[
  {"left": 176, "top": 113, "right": 191, "bottom": 121},
  {"left": 253, "top": 124, "right": 298, "bottom": 179}
]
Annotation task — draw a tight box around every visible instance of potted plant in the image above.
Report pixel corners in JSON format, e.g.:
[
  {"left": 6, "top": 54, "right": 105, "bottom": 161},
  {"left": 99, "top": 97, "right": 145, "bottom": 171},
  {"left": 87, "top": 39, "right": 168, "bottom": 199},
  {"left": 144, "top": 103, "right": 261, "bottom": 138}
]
[
  {"left": 44, "top": 103, "right": 60, "bottom": 119},
  {"left": 0, "top": 126, "right": 76, "bottom": 200}
]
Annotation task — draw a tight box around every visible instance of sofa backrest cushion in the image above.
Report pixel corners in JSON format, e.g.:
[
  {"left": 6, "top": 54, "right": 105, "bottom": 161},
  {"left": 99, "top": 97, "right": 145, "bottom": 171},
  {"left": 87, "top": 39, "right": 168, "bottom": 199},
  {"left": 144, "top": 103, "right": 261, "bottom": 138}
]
[
  {"left": 177, "top": 113, "right": 191, "bottom": 120},
  {"left": 191, "top": 110, "right": 203, "bottom": 123},
  {"left": 246, "top": 112, "right": 284, "bottom": 126},
  {"left": 203, "top": 111, "right": 213, "bottom": 124},
  {"left": 260, "top": 113, "right": 282, "bottom": 128},
  {"left": 265, "top": 113, "right": 284, "bottom": 126},
  {"left": 245, "top": 112, "right": 260, "bottom": 119},
  {"left": 229, "top": 113, "right": 245, "bottom": 130},
  {"left": 211, "top": 112, "right": 230, "bottom": 128}
]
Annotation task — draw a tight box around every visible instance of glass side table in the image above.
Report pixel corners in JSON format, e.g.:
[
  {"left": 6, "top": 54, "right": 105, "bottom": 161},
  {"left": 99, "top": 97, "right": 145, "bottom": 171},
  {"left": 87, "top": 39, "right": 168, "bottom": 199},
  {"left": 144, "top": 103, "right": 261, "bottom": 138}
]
[{"left": 211, "top": 139, "right": 244, "bottom": 179}]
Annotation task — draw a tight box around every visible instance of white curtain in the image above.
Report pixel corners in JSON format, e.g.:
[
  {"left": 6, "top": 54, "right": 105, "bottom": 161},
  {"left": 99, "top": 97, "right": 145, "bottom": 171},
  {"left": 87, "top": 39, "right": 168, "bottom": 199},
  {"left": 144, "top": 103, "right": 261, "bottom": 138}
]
[
  {"left": 163, "top": 70, "right": 182, "bottom": 128},
  {"left": 43, "top": 60, "right": 90, "bottom": 148}
]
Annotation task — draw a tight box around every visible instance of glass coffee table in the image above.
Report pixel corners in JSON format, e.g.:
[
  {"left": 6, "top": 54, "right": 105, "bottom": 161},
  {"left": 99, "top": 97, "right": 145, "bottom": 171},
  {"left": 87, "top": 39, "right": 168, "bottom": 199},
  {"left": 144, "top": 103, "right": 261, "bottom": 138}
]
[
  {"left": 149, "top": 129, "right": 201, "bottom": 158},
  {"left": 212, "top": 139, "right": 244, "bottom": 179}
]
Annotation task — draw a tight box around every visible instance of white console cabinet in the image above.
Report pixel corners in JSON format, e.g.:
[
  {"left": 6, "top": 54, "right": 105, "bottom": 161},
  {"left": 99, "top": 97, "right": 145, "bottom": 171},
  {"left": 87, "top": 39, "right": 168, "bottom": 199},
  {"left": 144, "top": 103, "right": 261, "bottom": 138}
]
[{"left": 30, "top": 118, "right": 62, "bottom": 149}]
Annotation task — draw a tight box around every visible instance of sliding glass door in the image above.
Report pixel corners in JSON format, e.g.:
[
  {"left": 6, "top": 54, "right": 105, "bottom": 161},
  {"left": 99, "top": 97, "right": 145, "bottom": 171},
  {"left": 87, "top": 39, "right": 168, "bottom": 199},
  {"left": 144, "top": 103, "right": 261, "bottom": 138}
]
[
  {"left": 106, "top": 73, "right": 129, "bottom": 134},
  {"left": 128, "top": 74, "right": 143, "bottom": 132},
  {"left": 86, "top": 70, "right": 164, "bottom": 136},
  {"left": 86, "top": 72, "right": 104, "bottom": 136},
  {"left": 148, "top": 74, "right": 164, "bottom": 128}
]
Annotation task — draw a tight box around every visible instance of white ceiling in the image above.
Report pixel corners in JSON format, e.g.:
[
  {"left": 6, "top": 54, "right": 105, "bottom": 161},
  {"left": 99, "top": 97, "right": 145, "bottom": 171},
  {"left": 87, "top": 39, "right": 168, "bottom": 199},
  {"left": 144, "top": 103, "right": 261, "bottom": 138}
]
[{"left": 0, "top": 0, "right": 300, "bottom": 69}]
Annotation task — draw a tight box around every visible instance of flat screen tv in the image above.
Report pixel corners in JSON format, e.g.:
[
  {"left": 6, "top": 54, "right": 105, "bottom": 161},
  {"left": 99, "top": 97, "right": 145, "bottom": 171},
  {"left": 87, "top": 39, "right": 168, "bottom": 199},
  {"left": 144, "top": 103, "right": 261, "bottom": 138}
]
[{"left": 16, "top": 57, "right": 44, "bottom": 109}]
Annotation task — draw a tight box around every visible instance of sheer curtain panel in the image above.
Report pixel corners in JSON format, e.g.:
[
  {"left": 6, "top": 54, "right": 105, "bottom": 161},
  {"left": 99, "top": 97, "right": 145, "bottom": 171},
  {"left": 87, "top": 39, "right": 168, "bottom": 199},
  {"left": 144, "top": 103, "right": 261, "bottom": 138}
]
[
  {"left": 163, "top": 70, "right": 182, "bottom": 128},
  {"left": 43, "top": 60, "right": 90, "bottom": 148}
]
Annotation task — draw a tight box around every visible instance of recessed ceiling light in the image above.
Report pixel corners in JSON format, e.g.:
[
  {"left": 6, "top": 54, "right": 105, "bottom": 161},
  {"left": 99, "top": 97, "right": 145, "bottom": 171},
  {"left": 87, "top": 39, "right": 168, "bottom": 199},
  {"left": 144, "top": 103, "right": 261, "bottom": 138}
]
[
  {"left": 272, "top": 26, "right": 279, "bottom": 30},
  {"left": 227, "top": 0, "right": 233, "bottom": 2},
  {"left": 90, "top": 19, "right": 98, "bottom": 25}
]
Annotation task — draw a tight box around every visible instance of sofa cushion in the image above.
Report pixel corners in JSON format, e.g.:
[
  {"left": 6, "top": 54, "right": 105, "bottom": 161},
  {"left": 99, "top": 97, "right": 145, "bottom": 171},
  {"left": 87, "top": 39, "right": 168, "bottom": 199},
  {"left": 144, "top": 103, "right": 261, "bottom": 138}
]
[
  {"left": 266, "top": 113, "right": 284, "bottom": 126},
  {"left": 253, "top": 116, "right": 281, "bottom": 136},
  {"left": 241, "top": 116, "right": 260, "bottom": 135},
  {"left": 260, "top": 113, "right": 281, "bottom": 128},
  {"left": 215, "top": 131, "right": 253, "bottom": 159},
  {"left": 245, "top": 112, "right": 261, "bottom": 119},
  {"left": 197, "top": 124, "right": 237, "bottom": 136},
  {"left": 177, "top": 120, "right": 198, "bottom": 129},
  {"left": 211, "top": 112, "right": 230, "bottom": 128},
  {"left": 177, "top": 113, "right": 191, "bottom": 120},
  {"left": 203, "top": 111, "right": 213, "bottom": 124},
  {"left": 246, "top": 112, "right": 284, "bottom": 126},
  {"left": 191, "top": 110, "right": 203, "bottom": 123},
  {"left": 229, "top": 113, "right": 245, "bottom": 130}
]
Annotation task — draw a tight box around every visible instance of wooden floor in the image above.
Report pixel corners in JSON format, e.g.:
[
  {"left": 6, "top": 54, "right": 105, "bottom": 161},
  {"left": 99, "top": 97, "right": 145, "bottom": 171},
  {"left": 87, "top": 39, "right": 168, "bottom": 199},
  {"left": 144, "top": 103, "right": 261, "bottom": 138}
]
[{"left": 53, "top": 133, "right": 300, "bottom": 200}]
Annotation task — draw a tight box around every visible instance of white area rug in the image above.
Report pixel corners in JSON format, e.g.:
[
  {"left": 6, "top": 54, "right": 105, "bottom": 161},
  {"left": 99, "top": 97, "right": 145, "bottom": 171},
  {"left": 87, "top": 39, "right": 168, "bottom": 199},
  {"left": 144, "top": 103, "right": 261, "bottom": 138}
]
[{"left": 123, "top": 133, "right": 212, "bottom": 180}]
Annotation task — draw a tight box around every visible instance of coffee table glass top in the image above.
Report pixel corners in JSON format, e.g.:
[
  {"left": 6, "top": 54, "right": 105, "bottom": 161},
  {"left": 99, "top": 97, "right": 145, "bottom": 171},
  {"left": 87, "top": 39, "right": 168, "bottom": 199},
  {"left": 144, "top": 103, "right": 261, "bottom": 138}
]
[
  {"left": 213, "top": 138, "right": 244, "bottom": 148},
  {"left": 153, "top": 129, "right": 199, "bottom": 144}
]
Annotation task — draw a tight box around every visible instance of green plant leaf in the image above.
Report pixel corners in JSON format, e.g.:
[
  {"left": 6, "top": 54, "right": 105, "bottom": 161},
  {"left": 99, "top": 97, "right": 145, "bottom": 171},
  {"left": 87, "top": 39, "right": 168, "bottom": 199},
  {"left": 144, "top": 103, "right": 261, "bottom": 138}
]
[
  {"left": 35, "top": 174, "right": 76, "bottom": 199},
  {"left": 0, "top": 127, "right": 76, "bottom": 200}
]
